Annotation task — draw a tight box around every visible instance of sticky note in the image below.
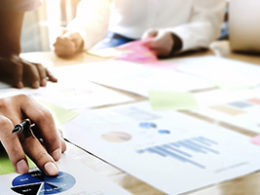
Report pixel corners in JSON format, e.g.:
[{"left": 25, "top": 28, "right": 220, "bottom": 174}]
[
  {"left": 36, "top": 98, "right": 79, "bottom": 126},
  {"left": 149, "top": 91, "right": 198, "bottom": 111},
  {"left": 115, "top": 39, "right": 159, "bottom": 64},
  {"left": 251, "top": 135, "right": 260, "bottom": 146},
  {"left": 215, "top": 80, "right": 257, "bottom": 90},
  {"left": 0, "top": 155, "right": 36, "bottom": 175}
]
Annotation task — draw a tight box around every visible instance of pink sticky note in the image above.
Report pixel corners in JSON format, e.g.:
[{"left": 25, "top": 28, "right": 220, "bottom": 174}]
[
  {"left": 115, "top": 39, "right": 173, "bottom": 67},
  {"left": 250, "top": 135, "right": 260, "bottom": 145}
]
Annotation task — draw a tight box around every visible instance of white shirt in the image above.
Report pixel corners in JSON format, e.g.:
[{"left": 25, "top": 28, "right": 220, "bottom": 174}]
[{"left": 69, "top": 0, "right": 226, "bottom": 52}]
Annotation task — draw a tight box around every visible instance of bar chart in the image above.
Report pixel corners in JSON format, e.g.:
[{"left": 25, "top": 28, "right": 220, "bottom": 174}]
[{"left": 137, "top": 136, "right": 219, "bottom": 169}]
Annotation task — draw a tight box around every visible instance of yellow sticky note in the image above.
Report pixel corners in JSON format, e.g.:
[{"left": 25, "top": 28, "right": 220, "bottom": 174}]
[
  {"left": 36, "top": 98, "right": 79, "bottom": 126},
  {"left": 149, "top": 91, "right": 198, "bottom": 111}
]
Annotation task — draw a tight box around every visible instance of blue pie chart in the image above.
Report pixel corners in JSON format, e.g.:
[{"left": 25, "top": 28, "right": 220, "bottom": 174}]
[{"left": 11, "top": 170, "right": 76, "bottom": 194}]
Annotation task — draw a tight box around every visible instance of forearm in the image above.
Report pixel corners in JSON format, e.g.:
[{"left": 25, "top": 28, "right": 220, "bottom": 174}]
[
  {"left": 67, "top": 0, "right": 110, "bottom": 49},
  {"left": 0, "top": 10, "right": 24, "bottom": 56},
  {"left": 166, "top": 0, "right": 226, "bottom": 52}
]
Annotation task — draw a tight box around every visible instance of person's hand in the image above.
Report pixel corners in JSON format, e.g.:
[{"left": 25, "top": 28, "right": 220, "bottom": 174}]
[
  {"left": 142, "top": 29, "right": 175, "bottom": 57},
  {"left": 0, "top": 55, "right": 57, "bottom": 89},
  {"left": 54, "top": 30, "right": 84, "bottom": 58},
  {"left": 0, "top": 95, "right": 66, "bottom": 176}
]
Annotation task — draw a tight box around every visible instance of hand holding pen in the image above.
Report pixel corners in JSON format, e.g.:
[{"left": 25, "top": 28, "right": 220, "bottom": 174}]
[{"left": 0, "top": 95, "right": 66, "bottom": 176}]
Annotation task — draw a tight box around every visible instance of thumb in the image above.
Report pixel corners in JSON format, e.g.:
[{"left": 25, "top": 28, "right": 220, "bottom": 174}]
[{"left": 143, "top": 29, "right": 158, "bottom": 39}]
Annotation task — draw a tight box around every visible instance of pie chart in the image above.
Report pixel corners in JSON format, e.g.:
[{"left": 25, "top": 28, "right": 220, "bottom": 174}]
[
  {"left": 11, "top": 170, "right": 76, "bottom": 194},
  {"left": 101, "top": 131, "right": 132, "bottom": 143}
]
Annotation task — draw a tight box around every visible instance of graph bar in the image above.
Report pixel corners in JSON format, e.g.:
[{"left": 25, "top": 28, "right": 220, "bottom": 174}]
[{"left": 137, "top": 136, "right": 219, "bottom": 169}]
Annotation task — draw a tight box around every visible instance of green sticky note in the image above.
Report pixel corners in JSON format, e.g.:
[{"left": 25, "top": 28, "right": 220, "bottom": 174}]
[
  {"left": 0, "top": 155, "right": 36, "bottom": 175},
  {"left": 36, "top": 98, "right": 79, "bottom": 126},
  {"left": 149, "top": 91, "right": 198, "bottom": 111},
  {"left": 215, "top": 80, "right": 257, "bottom": 90}
]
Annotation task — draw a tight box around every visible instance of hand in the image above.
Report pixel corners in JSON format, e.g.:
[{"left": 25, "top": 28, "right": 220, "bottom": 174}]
[
  {"left": 0, "top": 95, "right": 66, "bottom": 176},
  {"left": 142, "top": 29, "right": 174, "bottom": 57},
  {"left": 54, "top": 30, "right": 84, "bottom": 58},
  {"left": 0, "top": 55, "right": 57, "bottom": 89}
]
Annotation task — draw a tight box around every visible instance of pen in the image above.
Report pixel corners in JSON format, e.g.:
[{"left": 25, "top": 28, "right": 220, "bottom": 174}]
[{"left": 12, "top": 118, "right": 35, "bottom": 134}]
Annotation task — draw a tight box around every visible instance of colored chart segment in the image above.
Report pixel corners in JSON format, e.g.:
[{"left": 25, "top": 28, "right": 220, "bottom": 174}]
[
  {"left": 102, "top": 131, "right": 132, "bottom": 143},
  {"left": 137, "top": 136, "right": 219, "bottom": 169},
  {"left": 11, "top": 171, "right": 76, "bottom": 194}
]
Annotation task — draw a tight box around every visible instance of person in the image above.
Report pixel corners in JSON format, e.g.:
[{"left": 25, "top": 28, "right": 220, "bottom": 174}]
[
  {"left": 0, "top": 0, "right": 65, "bottom": 176},
  {"left": 0, "top": 0, "right": 57, "bottom": 89},
  {"left": 0, "top": 95, "right": 66, "bottom": 176},
  {"left": 54, "top": 0, "right": 226, "bottom": 58}
]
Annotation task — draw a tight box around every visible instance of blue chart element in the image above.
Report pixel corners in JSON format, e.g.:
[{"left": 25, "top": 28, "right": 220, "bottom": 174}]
[
  {"left": 228, "top": 101, "right": 254, "bottom": 109},
  {"left": 137, "top": 136, "right": 219, "bottom": 169},
  {"left": 158, "top": 129, "right": 171, "bottom": 134},
  {"left": 11, "top": 171, "right": 76, "bottom": 194},
  {"left": 139, "top": 122, "right": 157, "bottom": 129}
]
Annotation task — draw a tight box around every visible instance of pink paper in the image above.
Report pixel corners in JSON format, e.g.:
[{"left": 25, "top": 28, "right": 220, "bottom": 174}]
[
  {"left": 250, "top": 135, "right": 260, "bottom": 145},
  {"left": 115, "top": 39, "right": 173, "bottom": 67}
]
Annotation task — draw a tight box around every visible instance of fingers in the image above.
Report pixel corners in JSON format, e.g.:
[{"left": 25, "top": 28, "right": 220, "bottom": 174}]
[
  {"left": 54, "top": 37, "right": 77, "bottom": 58},
  {"left": 54, "top": 32, "right": 83, "bottom": 58},
  {"left": 20, "top": 132, "right": 59, "bottom": 176},
  {"left": 21, "top": 60, "right": 57, "bottom": 88},
  {"left": 0, "top": 116, "right": 29, "bottom": 174},
  {"left": 142, "top": 29, "right": 158, "bottom": 39},
  {"left": 143, "top": 31, "right": 174, "bottom": 57},
  {"left": 33, "top": 63, "right": 47, "bottom": 87},
  {"left": 19, "top": 95, "right": 64, "bottom": 161},
  {"left": 46, "top": 68, "right": 58, "bottom": 83},
  {"left": 0, "top": 95, "right": 65, "bottom": 176},
  {"left": 58, "top": 129, "right": 67, "bottom": 153},
  {"left": 12, "top": 62, "right": 24, "bottom": 89},
  {"left": 23, "top": 62, "right": 40, "bottom": 88}
]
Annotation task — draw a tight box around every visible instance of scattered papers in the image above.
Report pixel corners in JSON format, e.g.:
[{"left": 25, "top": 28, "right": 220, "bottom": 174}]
[
  {"left": 36, "top": 98, "right": 79, "bottom": 126},
  {"left": 193, "top": 87, "right": 260, "bottom": 133},
  {"left": 173, "top": 56, "right": 260, "bottom": 89},
  {"left": 63, "top": 102, "right": 260, "bottom": 195},
  {"left": 84, "top": 60, "right": 214, "bottom": 96},
  {"left": 148, "top": 91, "right": 198, "bottom": 111},
  {"left": 0, "top": 66, "right": 133, "bottom": 110},
  {"left": 0, "top": 144, "right": 131, "bottom": 195}
]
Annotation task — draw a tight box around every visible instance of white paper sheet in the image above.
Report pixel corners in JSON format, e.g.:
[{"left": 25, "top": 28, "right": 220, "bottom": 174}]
[
  {"left": 0, "top": 66, "right": 133, "bottom": 109},
  {"left": 0, "top": 145, "right": 131, "bottom": 195},
  {"left": 173, "top": 56, "right": 260, "bottom": 87},
  {"left": 193, "top": 87, "right": 260, "bottom": 133},
  {"left": 80, "top": 60, "right": 214, "bottom": 96},
  {"left": 63, "top": 102, "right": 260, "bottom": 194}
]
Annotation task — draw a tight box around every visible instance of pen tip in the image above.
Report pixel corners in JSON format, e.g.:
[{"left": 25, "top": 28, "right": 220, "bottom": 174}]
[{"left": 12, "top": 126, "right": 22, "bottom": 134}]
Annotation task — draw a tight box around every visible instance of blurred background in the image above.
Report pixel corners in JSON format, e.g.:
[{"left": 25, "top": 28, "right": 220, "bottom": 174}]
[
  {"left": 21, "top": 0, "right": 229, "bottom": 53},
  {"left": 21, "top": 0, "right": 81, "bottom": 52}
]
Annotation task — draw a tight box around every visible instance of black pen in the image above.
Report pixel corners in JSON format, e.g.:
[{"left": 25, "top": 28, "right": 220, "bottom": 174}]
[{"left": 12, "top": 118, "right": 35, "bottom": 134}]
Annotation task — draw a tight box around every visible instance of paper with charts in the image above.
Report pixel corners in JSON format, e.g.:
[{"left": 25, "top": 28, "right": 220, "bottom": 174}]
[
  {"left": 0, "top": 146, "right": 131, "bottom": 195},
  {"left": 81, "top": 60, "right": 214, "bottom": 96},
  {"left": 193, "top": 87, "right": 260, "bottom": 133},
  {"left": 63, "top": 102, "right": 260, "bottom": 195},
  {"left": 174, "top": 56, "right": 260, "bottom": 88},
  {"left": 0, "top": 66, "right": 133, "bottom": 109}
]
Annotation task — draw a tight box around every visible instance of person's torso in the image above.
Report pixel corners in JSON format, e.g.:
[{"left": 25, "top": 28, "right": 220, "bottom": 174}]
[{"left": 109, "top": 0, "right": 193, "bottom": 38}]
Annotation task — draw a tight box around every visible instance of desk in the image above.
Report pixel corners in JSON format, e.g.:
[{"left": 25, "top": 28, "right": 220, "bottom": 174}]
[{"left": 21, "top": 41, "right": 260, "bottom": 195}]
